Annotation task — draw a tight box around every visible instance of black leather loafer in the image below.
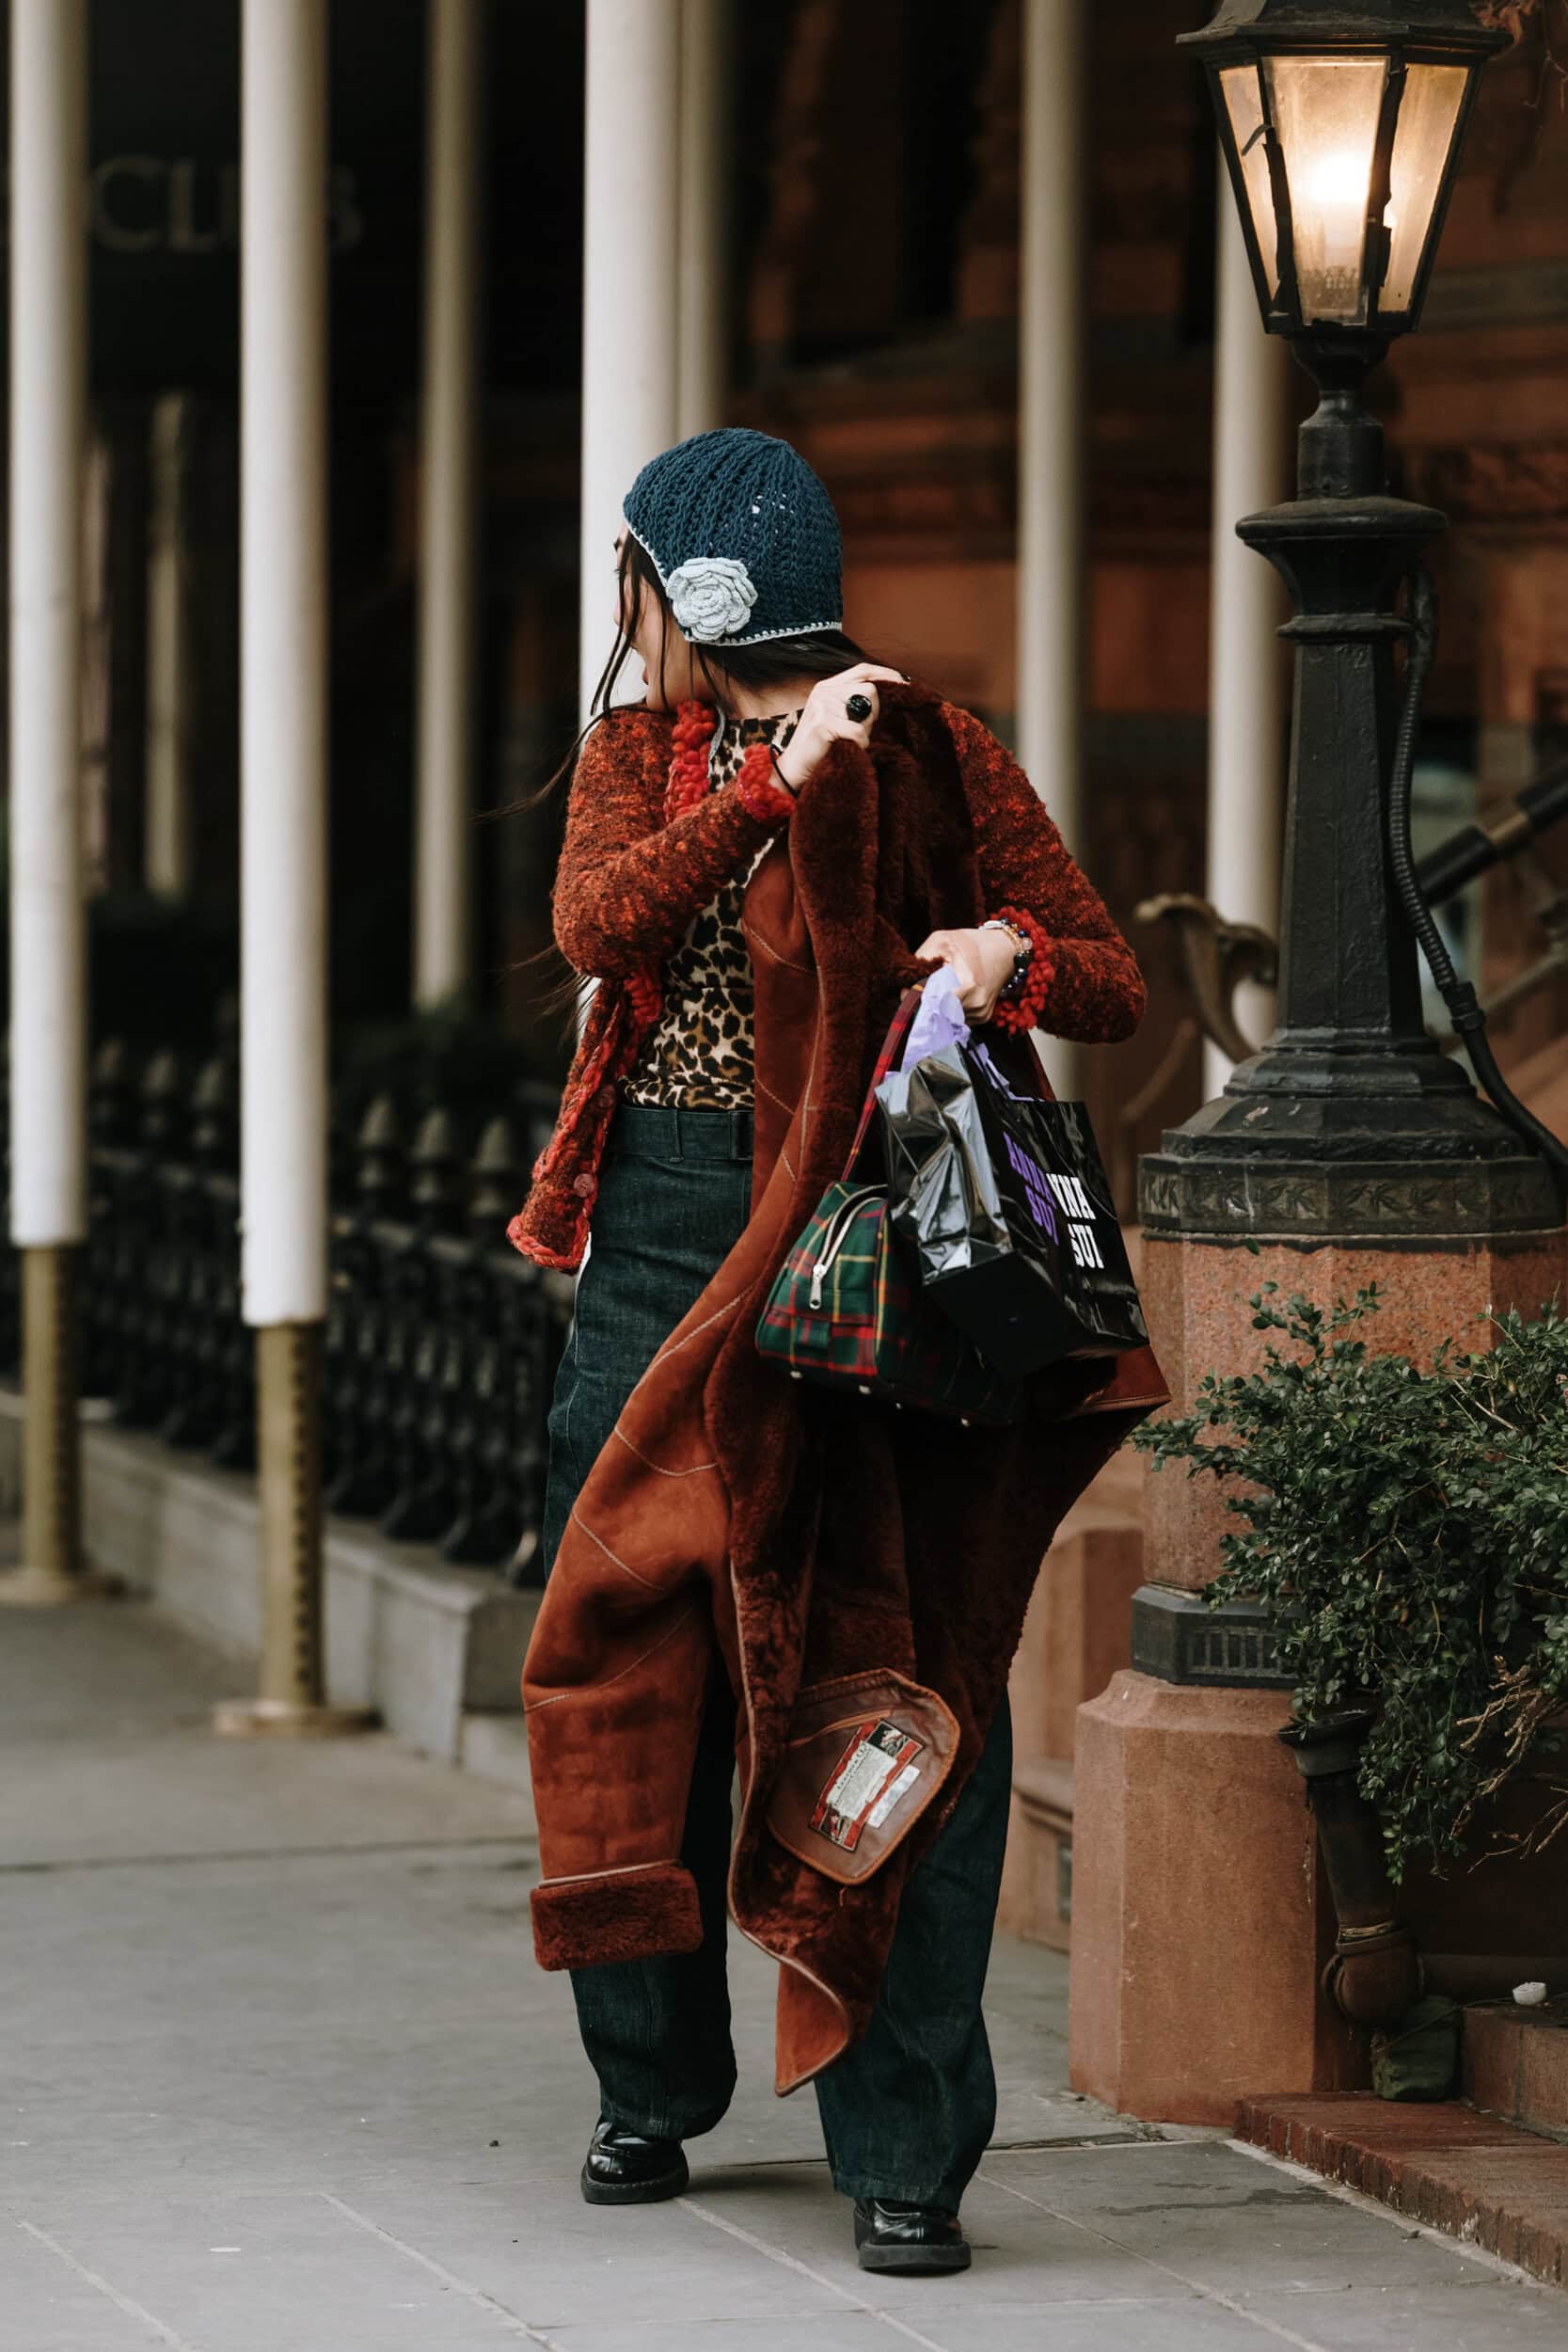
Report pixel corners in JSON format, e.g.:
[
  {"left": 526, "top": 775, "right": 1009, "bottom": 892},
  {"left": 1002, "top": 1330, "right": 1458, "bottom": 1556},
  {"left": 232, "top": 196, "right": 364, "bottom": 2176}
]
[
  {"left": 852, "top": 2198, "right": 972, "bottom": 2273},
  {"left": 580, "top": 2120, "right": 689, "bottom": 2206}
]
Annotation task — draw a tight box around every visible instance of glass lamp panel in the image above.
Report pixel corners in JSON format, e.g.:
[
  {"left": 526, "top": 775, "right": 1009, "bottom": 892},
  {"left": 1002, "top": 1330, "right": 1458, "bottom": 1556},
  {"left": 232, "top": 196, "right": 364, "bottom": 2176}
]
[
  {"left": 1382, "top": 62, "right": 1468, "bottom": 315},
  {"left": 1219, "top": 63, "right": 1280, "bottom": 302},
  {"left": 1263, "top": 54, "right": 1390, "bottom": 325}
]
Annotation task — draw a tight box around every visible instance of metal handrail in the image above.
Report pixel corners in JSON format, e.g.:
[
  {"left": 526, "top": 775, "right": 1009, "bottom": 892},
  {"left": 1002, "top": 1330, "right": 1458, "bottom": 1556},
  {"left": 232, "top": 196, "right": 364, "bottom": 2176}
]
[
  {"left": 1139, "top": 760, "right": 1568, "bottom": 1079},
  {"left": 1418, "top": 759, "right": 1568, "bottom": 907}
]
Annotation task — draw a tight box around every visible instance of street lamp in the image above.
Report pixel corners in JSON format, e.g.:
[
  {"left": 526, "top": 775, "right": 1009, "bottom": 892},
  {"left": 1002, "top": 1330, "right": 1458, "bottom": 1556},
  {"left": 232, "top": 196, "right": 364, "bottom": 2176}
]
[
  {"left": 1140, "top": 0, "right": 1560, "bottom": 1249},
  {"left": 1191, "top": 1, "right": 1497, "bottom": 350}
]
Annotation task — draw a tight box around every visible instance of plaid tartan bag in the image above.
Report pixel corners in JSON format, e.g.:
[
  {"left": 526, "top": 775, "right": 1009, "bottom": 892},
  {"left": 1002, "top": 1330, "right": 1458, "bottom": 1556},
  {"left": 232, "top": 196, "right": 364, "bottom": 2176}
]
[{"left": 755, "top": 997, "right": 1022, "bottom": 1426}]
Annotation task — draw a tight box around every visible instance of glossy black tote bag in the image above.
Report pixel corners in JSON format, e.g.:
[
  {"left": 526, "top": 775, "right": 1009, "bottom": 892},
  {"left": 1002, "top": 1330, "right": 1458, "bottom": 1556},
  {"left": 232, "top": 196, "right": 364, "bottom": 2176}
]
[{"left": 875, "top": 1026, "right": 1148, "bottom": 1381}]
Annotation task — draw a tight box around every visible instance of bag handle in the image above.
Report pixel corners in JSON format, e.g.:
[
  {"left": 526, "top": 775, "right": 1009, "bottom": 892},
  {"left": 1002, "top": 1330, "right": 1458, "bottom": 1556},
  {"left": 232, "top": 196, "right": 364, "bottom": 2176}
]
[{"left": 844, "top": 989, "right": 924, "bottom": 1180}]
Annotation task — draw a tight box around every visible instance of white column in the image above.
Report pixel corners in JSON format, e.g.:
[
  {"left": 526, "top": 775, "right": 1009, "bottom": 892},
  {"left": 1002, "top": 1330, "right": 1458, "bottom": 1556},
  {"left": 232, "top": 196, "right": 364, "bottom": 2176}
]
[
  {"left": 579, "top": 0, "right": 682, "bottom": 724},
  {"left": 146, "top": 393, "right": 195, "bottom": 900},
  {"left": 240, "top": 0, "right": 328, "bottom": 1328},
  {"left": 414, "top": 0, "right": 483, "bottom": 1009},
  {"left": 1017, "top": 0, "right": 1087, "bottom": 1100},
  {"left": 9, "top": 0, "right": 87, "bottom": 1249},
  {"left": 1204, "top": 192, "right": 1291, "bottom": 1098},
  {"left": 676, "top": 0, "right": 727, "bottom": 440}
]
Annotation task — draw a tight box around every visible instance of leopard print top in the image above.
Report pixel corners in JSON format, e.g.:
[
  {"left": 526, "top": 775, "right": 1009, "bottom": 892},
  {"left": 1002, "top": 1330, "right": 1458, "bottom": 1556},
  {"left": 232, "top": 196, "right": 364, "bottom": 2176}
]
[{"left": 623, "top": 707, "right": 801, "bottom": 1110}]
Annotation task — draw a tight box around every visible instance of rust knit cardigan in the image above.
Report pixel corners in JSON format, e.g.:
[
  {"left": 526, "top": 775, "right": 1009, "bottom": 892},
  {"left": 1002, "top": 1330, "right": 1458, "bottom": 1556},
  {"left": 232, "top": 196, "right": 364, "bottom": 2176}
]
[
  {"left": 508, "top": 687, "right": 1146, "bottom": 1272},
  {"left": 509, "top": 683, "right": 1166, "bottom": 2095}
]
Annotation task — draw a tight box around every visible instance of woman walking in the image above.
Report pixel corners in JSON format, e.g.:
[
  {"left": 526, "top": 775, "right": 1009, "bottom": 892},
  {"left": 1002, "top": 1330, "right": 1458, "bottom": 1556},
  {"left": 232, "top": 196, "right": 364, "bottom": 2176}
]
[{"left": 508, "top": 428, "right": 1164, "bottom": 2276}]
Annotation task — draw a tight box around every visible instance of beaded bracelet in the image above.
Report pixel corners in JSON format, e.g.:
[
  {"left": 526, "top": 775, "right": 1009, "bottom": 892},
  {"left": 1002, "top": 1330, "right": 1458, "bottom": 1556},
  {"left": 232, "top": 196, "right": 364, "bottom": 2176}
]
[{"left": 980, "top": 914, "right": 1033, "bottom": 1003}]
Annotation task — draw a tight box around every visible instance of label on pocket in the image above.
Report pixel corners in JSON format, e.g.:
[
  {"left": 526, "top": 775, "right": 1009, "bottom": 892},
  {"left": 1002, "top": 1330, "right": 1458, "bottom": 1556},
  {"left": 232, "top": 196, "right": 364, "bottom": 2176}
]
[{"left": 808, "top": 1718, "right": 926, "bottom": 1852}]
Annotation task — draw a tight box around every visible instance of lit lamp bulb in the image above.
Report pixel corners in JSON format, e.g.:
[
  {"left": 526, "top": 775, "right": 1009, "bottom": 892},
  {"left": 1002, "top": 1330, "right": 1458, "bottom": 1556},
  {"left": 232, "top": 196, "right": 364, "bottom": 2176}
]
[
  {"left": 1305, "top": 148, "right": 1369, "bottom": 208},
  {"left": 1298, "top": 145, "right": 1372, "bottom": 318}
]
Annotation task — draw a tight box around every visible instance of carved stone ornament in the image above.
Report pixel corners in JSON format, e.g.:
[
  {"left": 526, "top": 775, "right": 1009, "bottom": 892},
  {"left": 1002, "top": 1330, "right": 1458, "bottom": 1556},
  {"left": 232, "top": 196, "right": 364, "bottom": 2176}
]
[{"left": 1138, "top": 1152, "right": 1560, "bottom": 1239}]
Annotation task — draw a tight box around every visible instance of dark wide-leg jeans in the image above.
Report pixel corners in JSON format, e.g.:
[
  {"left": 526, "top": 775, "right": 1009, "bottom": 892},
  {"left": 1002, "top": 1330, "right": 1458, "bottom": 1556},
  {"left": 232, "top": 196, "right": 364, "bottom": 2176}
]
[{"left": 540, "top": 1102, "right": 1013, "bottom": 2211}]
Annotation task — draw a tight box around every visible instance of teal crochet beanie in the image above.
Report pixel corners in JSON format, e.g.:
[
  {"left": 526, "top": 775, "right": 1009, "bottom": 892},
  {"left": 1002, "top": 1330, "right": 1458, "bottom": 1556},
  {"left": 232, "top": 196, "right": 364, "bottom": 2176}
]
[{"left": 622, "top": 427, "right": 843, "bottom": 648}]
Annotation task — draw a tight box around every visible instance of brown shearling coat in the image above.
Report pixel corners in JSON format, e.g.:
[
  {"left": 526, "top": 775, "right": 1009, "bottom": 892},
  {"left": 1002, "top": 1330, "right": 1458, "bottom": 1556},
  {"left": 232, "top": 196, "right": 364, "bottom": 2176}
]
[{"left": 519, "top": 685, "right": 1166, "bottom": 2093}]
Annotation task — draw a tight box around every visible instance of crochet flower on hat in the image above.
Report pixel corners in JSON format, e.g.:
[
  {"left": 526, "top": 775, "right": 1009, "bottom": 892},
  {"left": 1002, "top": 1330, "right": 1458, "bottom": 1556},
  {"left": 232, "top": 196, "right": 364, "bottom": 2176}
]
[{"left": 665, "top": 555, "right": 758, "bottom": 644}]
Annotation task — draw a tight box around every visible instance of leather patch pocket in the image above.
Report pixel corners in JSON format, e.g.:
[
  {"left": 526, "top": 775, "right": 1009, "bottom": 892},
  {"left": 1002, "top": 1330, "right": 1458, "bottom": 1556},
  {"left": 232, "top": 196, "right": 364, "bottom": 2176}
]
[{"left": 766, "top": 1670, "right": 959, "bottom": 1885}]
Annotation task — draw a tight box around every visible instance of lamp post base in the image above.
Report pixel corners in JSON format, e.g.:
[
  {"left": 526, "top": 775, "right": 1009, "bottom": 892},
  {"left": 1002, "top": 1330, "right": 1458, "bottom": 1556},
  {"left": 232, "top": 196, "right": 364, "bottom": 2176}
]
[
  {"left": 1142, "top": 1119, "right": 1560, "bottom": 1243},
  {"left": 212, "top": 1695, "right": 377, "bottom": 1740}
]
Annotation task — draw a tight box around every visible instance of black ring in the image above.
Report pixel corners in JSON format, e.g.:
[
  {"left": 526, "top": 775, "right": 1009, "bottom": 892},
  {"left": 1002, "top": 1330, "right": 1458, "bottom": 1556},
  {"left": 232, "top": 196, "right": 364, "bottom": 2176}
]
[{"left": 846, "top": 692, "right": 873, "bottom": 723}]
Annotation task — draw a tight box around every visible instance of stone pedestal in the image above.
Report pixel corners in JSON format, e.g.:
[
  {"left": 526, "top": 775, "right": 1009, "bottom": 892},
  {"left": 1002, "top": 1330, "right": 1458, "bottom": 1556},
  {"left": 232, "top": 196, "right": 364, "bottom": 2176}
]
[
  {"left": 1069, "top": 1221, "right": 1568, "bottom": 2124},
  {"left": 1146, "top": 1227, "right": 1568, "bottom": 1594},
  {"left": 1070, "top": 1671, "right": 1364, "bottom": 2123}
]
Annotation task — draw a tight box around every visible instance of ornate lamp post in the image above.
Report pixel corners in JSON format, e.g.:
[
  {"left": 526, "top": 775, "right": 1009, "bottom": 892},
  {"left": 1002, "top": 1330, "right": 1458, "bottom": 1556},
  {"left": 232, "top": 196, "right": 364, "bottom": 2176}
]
[
  {"left": 1072, "top": 0, "right": 1568, "bottom": 2131},
  {"left": 1142, "top": 0, "right": 1558, "bottom": 1243}
]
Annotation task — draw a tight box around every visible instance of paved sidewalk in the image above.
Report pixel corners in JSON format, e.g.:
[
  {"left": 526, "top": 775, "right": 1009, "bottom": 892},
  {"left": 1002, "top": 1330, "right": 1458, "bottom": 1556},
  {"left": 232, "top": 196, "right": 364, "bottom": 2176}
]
[{"left": 2, "top": 1601, "right": 1561, "bottom": 2352}]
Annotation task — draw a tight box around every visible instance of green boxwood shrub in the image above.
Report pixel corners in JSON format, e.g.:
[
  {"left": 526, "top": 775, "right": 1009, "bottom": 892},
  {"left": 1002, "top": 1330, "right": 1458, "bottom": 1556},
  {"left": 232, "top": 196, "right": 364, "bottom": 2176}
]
[{"left": 1135, "top": 1284, "right": 1568, "bottom": 1883}]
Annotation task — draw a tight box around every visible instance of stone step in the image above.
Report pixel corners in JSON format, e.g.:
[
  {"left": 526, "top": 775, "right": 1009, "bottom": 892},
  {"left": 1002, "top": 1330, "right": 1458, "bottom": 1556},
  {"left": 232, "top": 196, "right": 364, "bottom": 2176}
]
[
  {"left": 1012, "top": 1493, "right": 1145, "bottom": 1768},
  {"left": 998, "top": 1445, "right": 1146, "bottom": 1950},
  {"left": 1237, "top": 2091, "right": 1568, "bottom": 2290},
  {"left": 1464, "top": 1998, "right": 1568, "bottom": 2142},
  {"left": 999, "top": 1754, "right": 1073, "bottom": 1950}
]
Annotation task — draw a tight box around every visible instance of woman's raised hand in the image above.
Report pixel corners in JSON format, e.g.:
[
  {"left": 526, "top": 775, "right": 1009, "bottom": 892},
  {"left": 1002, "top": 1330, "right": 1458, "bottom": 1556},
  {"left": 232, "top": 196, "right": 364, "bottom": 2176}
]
[{"left": 772, "top": 664, "right": 909, "bottom": 794}]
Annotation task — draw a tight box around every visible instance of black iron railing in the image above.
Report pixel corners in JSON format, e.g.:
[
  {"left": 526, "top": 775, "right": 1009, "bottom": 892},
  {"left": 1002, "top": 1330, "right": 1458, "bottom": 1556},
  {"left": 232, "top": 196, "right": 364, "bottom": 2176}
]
[
  {"left": 1, "top": 1039, "right": 571, "bottom": 1586},
  {"left": 1125, "top": 760, "right": 1568, "bottom": 1179}
]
